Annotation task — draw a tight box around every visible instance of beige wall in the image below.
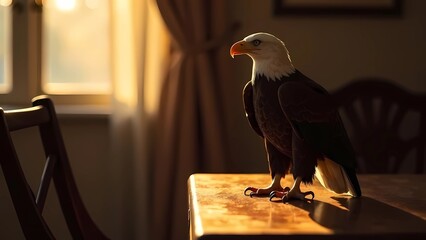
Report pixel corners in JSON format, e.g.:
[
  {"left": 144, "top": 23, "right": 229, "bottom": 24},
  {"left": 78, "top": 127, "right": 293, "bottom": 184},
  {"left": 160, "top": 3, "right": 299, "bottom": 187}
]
[{"left": 0, "top": 117, "right": 114, "bottom": 239}]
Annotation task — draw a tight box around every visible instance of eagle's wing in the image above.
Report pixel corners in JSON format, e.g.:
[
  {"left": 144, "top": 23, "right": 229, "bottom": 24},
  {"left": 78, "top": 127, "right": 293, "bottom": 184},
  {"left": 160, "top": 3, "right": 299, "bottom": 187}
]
[
  {"left": 278, "top": 80, "right": 361, "bottom": 197},
  {"left": 243, "top": 81, "right": 263, "bottom": 137}
]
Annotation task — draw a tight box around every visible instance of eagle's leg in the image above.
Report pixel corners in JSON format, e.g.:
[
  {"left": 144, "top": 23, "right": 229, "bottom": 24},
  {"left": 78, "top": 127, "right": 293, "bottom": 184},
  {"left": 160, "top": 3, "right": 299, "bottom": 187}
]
[
  {"left": 244, "top": 173, "right": 290, "bottom": 197},
  {"left": 270, "top": 177, "right": 314, "bottom": 202}
]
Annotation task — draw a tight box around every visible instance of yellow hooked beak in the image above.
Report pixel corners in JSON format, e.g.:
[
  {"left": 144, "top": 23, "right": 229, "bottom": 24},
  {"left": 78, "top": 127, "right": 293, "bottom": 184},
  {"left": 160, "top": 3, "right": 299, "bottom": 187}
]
[{"left": 230, "top": 40, "right": 258, "bottom": 58}]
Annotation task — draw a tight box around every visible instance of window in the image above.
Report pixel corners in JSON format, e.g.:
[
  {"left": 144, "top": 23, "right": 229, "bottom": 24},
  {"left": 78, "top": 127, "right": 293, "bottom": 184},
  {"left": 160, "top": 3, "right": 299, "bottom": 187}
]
[
  {"left": 0, "top": 0, "right": 112, "bottom": 106},
  {"left": 43, "top": 0, "right": 111, "bottom": 95},
  {"left": 0, "top": 0, "right": 12, "bottom": 94}
]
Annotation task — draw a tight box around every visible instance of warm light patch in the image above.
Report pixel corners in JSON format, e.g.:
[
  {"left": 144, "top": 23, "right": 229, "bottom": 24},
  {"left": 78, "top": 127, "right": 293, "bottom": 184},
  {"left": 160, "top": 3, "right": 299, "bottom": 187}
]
[
  {"left": 144, "top": 0, "right": 169, "bottom": 115},
  {"left": 0, "top": 0, "right": 12, "bottom": 7},
  {"left": 42, "top": 0, "right": 111, "bottom": 95},
  {"left": 85, "top": 0, "right": 100, "bottom": 9},
  {"left": 111, "top": 0, "right": 137, "bottom": 108},
  {"left": 0, "top": 0, "right": 12, "bottom": 93},
  {"left": 43, "top": 82, "right": 110, "bottom": 94},
  {"left": 55, "top": 0, "right": 76, "bottom": 12}
]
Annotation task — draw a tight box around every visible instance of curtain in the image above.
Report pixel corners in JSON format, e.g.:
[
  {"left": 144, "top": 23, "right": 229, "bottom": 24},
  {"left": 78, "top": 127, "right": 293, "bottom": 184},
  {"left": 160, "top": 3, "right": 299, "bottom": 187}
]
[
  {"left": 110, "top": 0, "right": 144, "bottom": 238},
  {"left": 110, "top": 0, "right": 169, "bottom": 239},
  {"left": 151, "top": 1, "right": 238, "bottom": 239}
]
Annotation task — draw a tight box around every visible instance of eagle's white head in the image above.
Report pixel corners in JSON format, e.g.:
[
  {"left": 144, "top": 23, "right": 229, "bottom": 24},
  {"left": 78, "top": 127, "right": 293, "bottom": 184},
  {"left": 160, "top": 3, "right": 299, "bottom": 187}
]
[{"left": 230, "top": 32, "right": 295, "bottom": 81}]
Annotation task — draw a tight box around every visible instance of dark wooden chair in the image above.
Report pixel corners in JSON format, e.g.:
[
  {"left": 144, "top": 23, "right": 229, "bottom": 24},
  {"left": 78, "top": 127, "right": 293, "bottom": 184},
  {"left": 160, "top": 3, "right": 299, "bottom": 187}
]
[
  {"left": 0, "top": 95, "right": 109, "bottom": 239},
  {"left": 333, "top": 79, "right": 426, "bottom": 173}
]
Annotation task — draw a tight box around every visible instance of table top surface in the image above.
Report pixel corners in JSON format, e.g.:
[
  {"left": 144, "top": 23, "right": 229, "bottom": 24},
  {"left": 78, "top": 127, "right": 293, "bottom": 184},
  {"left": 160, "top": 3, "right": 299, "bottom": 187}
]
[{"left": 188, "top": 174, "right": 426, "bottom": 239}]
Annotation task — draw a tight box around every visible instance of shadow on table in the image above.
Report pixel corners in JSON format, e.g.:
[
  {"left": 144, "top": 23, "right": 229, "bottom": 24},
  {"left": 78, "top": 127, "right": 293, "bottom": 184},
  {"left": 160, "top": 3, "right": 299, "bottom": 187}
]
[{"left": 289, "top": 196, "right": 426, "bottom": 239}]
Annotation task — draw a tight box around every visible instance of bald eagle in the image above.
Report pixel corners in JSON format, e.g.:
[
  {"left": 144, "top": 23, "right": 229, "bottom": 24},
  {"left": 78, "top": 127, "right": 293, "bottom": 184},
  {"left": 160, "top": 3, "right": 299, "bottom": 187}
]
[{"left": 230, "top": 32, "right": 361, "bottom": 202}]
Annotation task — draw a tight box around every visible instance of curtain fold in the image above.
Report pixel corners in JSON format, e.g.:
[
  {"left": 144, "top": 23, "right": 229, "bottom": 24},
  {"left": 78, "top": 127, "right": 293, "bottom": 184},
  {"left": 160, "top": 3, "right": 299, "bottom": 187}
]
[
  {"left": 110, "top": 0, "right": 145, "bottom": 238},
  {"left": 152, "top": 1, "right": 237, "bottom": 239}
]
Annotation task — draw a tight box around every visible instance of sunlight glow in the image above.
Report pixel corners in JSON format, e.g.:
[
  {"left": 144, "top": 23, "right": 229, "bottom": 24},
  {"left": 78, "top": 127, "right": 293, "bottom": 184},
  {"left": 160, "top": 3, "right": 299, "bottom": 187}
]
[
  {"left": 43, "top": 0, "right": 111, "bottom": 94},
  {"left": 112, "top": 0, "right": 137, "bottom": 108},
  {"left": 43, "top": 82, "right": 110, "bottom": 94},
  {"left": 85, "top": 0, "right": 100, "bottom": 9},
  {"left": 144, "top": 0, "right": 169, "bottom": 115},
  {"left": 55, "top": 0, "right": 76, "bottom": 12},
  {"left": 0, "top": 0, "right": 12, "bottom": 7},
  {"left": 0, "top": 2, "right": 12, "bottom": 93}
]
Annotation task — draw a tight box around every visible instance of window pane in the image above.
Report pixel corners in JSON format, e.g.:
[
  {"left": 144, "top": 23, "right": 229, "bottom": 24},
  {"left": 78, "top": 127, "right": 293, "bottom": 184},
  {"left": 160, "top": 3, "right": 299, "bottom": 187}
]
[
  {"left": 0, "top": 1, "right": 12, "bottom": 93},
  {"left": 42, "top": 0, "right": 111, "bottom": 94}
]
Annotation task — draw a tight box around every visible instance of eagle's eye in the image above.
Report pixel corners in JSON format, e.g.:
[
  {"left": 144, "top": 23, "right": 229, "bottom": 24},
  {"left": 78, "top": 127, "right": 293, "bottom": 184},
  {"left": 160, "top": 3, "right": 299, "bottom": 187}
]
[{"left": 252, "top": 39, "right": 261, "bottom": 46}]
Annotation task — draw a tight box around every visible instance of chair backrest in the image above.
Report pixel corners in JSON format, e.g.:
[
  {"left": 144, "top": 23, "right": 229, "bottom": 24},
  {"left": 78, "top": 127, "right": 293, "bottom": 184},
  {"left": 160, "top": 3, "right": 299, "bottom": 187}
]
[
  {"left": 0, "top": 95, "right": 108, "bottom": 239},
  {"left": 333, "top": 79, "right": 426, "bottom": 174}
]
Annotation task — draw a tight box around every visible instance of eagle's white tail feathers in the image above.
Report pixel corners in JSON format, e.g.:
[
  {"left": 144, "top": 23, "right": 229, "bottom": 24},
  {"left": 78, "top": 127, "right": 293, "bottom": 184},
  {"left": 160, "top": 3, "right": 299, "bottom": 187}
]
[{"left": 315, "top": 157, "right": 357, "bottom": 197}]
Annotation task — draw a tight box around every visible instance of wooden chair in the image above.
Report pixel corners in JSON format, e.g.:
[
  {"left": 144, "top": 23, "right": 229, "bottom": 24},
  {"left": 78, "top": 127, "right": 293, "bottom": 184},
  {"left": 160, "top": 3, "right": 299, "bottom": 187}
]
[
  {"left": 333, "top": 79, "right": 426, "bottom": 174},
  {"left": 0, "top": 95, "right": 109, "bottom": 239}
]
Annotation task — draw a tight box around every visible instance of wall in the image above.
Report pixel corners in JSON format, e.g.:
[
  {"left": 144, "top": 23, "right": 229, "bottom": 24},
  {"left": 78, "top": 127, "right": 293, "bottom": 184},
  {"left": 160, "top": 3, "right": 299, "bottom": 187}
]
[
  {"left": 0, "top": 116, "right": 115, "bottom": 239},
  {"left": 224, "top": 0, "right": 426, "bottom": 173}
]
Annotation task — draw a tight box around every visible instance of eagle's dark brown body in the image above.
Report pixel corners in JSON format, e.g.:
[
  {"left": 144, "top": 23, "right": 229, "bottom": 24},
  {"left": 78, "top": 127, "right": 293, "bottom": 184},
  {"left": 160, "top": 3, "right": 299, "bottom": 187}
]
[{"left": 244, "top": 70, "right": 348, "bottom": 184}]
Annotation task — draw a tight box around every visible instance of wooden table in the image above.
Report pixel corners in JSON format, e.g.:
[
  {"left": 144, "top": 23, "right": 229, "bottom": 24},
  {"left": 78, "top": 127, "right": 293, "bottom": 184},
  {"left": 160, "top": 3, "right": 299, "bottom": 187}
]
[{"left": 188, "top": 174, "right": 426, "bottom": 240}]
